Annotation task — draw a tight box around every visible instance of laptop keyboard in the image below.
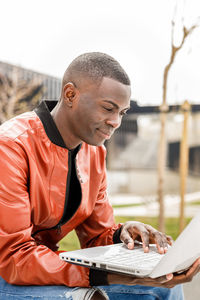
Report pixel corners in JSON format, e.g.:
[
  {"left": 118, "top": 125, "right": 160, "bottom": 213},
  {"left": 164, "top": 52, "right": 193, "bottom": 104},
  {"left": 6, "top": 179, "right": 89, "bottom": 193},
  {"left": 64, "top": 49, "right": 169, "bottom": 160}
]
[{"left": 103, "top": 245, "right": 164, "bottom": 268}]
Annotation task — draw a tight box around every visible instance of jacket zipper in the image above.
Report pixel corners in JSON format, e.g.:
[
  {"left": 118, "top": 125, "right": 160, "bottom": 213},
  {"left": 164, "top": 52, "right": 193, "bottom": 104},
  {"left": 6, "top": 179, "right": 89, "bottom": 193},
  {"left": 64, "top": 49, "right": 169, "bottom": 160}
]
[
  {"left": 54, "top": 151, "right": 72, "bottom": 231},
  {"left": 55, "top": 151, "right": 82, "bottom": 233}
]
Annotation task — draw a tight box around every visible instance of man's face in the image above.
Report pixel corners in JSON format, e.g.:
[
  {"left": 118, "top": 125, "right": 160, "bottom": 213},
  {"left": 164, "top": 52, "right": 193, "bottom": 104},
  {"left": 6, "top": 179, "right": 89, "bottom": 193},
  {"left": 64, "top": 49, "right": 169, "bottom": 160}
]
[{"left": 68, "top": 77, "right": 131, "bottom": 146}]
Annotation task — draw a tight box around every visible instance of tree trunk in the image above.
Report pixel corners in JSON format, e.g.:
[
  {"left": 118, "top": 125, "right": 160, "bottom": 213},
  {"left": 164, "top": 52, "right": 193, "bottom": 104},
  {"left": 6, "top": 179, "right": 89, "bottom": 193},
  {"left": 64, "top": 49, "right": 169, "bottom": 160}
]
[
  {"left": 179, "top": 100, "right": 190, "bottom": 232},
  {"left": 157, "top": 109, "right": 167, "bottom": 232}
]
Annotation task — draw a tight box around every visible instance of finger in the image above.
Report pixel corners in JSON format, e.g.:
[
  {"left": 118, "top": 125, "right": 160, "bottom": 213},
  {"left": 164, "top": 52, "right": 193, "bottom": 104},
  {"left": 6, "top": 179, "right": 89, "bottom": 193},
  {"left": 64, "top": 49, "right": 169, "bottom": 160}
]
[
  {"left": 184, "top": 258, "right": 200, "bottom": 278},
  {"left": 166, "top": 235, "right": 173, "bottom": 246},
  {"left": 156, "top": 273, "right": 173, "bottom": 284},
  {"left": 139, "top": 229, "right": 150, "bottom": 252},
  {"left": 146, "top": 229, "right": 164, "bottom": 253},
  {"left": 121, "top": 222, "right": 150, "bottom": 251},
  {"left": 146, "top": 225, "right": 169, "bottom": 254},
  {"left": 166, "top": 273, "right": 174, "bottom": 281},
  {"left": 128, "top": 224, "right": 150, "bottom": 252},
  {"left": 120, "top": 229, "right": 135, "bottom": 249}
]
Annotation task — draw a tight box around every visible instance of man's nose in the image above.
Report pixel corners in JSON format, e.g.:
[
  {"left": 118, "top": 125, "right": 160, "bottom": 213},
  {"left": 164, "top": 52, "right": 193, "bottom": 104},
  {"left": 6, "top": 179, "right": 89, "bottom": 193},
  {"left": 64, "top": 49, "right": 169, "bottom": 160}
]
[{"left": 106, "top": 114, "right": 121, "bottom": 129}]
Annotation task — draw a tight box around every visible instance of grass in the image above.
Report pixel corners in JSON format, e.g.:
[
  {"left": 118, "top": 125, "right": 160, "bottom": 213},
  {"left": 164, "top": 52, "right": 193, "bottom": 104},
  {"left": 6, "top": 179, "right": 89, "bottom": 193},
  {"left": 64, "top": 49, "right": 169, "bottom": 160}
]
[
  {"left": 59, "top": 230, "right": 80, "bottom": 251},
  {"left": 186, "top": 200, "right": 200, "bottom": 205},
  {"left": 58, "top": 216, "right": 192, "bottom": 251}
]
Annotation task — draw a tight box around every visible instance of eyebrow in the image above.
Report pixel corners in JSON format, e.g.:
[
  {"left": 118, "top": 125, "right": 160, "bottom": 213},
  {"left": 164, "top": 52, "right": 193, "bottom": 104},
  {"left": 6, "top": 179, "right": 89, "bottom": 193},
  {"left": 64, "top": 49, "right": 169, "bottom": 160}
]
[{"left": 103, "top": 100, "right": 130, "bottom": 110}]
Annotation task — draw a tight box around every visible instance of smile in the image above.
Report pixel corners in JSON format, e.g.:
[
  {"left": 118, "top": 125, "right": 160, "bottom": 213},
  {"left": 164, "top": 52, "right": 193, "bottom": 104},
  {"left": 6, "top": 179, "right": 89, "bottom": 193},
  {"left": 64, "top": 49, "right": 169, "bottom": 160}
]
[{"left": 96, "top": 129, "right": 112, "bottom": 139}]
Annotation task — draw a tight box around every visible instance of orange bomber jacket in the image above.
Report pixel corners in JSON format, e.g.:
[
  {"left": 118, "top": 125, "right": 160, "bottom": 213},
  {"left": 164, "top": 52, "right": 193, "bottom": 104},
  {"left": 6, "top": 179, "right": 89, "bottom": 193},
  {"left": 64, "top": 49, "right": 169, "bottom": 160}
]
[{"left": 0, "top": 101, "right": 120, "bottom": 287}]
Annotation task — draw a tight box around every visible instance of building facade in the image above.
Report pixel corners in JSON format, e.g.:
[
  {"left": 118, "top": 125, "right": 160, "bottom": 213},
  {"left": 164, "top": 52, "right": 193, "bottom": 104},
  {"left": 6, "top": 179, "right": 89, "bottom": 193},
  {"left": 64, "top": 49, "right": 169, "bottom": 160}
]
[{"left": 0, "top": 61, "right": 61, "bottom": 100}]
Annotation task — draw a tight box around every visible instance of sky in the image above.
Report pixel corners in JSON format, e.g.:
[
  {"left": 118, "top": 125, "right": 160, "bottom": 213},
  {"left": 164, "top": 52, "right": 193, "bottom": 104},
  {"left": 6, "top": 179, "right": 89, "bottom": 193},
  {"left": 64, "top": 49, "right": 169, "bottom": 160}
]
[{"left": 0, "top": 0, "right": 200, "bottom": 105}]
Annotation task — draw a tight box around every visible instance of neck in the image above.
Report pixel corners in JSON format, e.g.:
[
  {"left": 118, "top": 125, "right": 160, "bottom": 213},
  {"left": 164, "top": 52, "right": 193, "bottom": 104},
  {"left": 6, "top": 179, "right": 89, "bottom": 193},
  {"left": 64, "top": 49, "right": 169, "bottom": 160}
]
[{"left": 51, "top": 102, "right": 81, "bottom": 150}]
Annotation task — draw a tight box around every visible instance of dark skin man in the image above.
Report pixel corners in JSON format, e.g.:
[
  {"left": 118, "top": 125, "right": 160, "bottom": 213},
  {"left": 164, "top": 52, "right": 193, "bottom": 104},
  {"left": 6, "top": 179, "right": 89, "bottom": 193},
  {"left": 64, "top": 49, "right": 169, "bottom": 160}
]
[{"left": 51, "top": 75, "right": 200, "bottom": 293}]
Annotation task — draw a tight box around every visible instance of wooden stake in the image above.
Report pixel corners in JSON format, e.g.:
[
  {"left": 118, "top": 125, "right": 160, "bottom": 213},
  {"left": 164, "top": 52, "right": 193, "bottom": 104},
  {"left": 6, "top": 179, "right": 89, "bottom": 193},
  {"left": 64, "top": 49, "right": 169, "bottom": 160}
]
[
  {"left": 179, "top": 100, "right": 190, "bottom": 232},
  {"left": 157, "top": 104, "right": 168, "bottom": 232}
]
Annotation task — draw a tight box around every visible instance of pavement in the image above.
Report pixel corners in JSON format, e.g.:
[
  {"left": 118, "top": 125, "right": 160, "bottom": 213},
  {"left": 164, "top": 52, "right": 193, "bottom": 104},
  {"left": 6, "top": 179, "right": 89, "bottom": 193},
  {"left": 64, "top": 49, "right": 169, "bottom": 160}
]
[
  {"left": 110, "top": 192, "right": 200, "bottom": 218},
  {"left": 109, "top": 192, "right": 200, "bottom": 300}
]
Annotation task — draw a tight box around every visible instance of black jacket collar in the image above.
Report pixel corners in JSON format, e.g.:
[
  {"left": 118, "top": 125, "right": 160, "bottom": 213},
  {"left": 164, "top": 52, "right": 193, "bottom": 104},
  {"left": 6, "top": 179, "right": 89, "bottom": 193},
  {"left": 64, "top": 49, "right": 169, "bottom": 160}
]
[
  {"left": 34, "top": 100, "right": 82, "bottom": 152},
  {"left": 34, "top": 100, "right": 66, "bottom": 148}
]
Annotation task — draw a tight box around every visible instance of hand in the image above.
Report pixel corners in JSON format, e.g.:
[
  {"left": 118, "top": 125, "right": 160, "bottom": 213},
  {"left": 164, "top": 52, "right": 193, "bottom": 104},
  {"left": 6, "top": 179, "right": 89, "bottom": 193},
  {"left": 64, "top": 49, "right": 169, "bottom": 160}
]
[
  {"left": 120, "top": 221, "right": 173, "bottom": 254},
  {"left": 162, "top": 257, "right": 200, "bottom": 288},
  {"left": 107, "top": 258, "right": 200, "bottom": 287}
]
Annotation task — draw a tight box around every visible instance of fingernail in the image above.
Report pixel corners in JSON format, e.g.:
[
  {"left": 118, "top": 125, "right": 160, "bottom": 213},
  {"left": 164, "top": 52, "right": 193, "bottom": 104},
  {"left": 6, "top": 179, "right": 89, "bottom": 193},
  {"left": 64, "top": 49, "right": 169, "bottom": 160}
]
[
  {"left": 166, "top": 274, "right": 173, "bottom": 280},
  {"left": 144, "top": 246, "right": 149, "bottom": 252},
  {"left": 128, "top": 243, "right": 132, "bottom": 249}
]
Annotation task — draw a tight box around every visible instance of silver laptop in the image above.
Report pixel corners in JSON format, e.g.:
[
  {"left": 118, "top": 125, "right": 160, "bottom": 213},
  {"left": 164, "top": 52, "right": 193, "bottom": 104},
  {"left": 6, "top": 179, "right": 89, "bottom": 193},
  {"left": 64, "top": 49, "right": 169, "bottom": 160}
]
[{"left": 59, "top": 211, "right": 200, "bottom": 278}]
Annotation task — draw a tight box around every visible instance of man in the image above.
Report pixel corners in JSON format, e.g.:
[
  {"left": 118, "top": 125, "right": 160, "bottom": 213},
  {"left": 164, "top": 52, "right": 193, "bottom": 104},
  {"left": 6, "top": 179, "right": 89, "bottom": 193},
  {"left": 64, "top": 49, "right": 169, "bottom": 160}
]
[{"left": 0, "top": 52, "right": 199, "bottom": 300}]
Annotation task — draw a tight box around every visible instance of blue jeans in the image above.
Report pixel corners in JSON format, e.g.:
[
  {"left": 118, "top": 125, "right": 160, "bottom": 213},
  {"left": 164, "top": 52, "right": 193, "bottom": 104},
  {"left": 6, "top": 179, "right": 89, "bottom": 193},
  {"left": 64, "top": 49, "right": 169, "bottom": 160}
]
[{"left": 0, "top": 276, "right": 184, "bottom": 299}]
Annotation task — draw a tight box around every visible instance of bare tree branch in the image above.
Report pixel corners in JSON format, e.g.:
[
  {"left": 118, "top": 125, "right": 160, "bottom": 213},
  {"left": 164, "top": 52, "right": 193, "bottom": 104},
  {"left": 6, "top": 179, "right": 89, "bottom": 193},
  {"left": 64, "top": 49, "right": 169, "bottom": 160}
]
[
  {"left": 0, "top": 72, "right": 44, "bottom": 124},
  {"left": 163, "top": 21, "right": 199, "bottom": 106},
  {"left": 157, "top": 4, "right": 199, "bottom": 232}
]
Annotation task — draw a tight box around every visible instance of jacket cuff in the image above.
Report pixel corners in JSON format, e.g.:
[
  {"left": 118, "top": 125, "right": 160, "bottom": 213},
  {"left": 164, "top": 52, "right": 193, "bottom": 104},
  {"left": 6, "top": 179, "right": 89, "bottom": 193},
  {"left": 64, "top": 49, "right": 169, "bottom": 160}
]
[
  {"left": 112, "top": 226, "right": 122, "bottom": 244},
  {"left": 89, "top": 269, "right": 108, "bottom": 286}
]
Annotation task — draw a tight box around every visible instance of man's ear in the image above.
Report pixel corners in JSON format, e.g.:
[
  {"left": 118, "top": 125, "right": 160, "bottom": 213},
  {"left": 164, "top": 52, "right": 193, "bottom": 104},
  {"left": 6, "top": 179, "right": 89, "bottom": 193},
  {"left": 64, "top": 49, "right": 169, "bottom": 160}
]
[{"left": 62, "top": 82, "right": 78, "bottom": 107}]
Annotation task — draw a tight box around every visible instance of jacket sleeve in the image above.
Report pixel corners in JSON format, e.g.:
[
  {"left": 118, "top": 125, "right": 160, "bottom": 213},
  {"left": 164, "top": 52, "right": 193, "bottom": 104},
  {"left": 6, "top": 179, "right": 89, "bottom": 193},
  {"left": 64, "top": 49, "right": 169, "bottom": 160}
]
[
  {"left": 75, "top": 150, "right": 122, "bottom": 249},
  {"left": 0, "top": 138, "right": 90, "bottom": 287}
]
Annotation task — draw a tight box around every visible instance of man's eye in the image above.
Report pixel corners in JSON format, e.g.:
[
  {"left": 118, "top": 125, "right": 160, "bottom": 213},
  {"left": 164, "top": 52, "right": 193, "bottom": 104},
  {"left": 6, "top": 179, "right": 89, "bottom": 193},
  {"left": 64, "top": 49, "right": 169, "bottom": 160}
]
[{"left": 103, "top": 107, "right": 113, "bottom": 112}]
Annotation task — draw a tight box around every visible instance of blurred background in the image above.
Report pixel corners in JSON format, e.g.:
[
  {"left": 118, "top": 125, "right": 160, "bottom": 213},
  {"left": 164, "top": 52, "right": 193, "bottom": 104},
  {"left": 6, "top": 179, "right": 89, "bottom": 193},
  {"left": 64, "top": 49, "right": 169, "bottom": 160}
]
[{"left": 1, "top": 0, "right": 200, "bottom": 297}]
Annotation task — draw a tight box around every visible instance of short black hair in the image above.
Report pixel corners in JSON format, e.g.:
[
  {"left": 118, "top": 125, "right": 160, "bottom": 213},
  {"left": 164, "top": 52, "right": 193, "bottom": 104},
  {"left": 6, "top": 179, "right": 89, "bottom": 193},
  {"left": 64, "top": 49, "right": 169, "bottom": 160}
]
[{"left": 62, "top": 52, "right": 131, "bottom": 87}]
